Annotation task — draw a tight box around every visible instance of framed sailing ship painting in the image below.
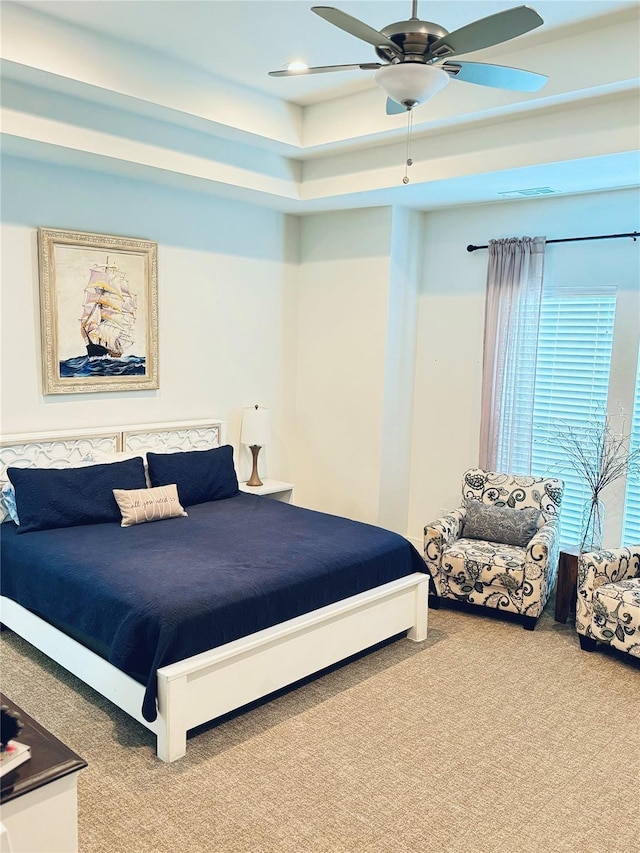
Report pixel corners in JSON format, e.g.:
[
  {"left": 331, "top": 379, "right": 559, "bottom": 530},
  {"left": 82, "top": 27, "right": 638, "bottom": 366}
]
[{"left": 38, "top": 228, "right": 158, "bottom": 394}]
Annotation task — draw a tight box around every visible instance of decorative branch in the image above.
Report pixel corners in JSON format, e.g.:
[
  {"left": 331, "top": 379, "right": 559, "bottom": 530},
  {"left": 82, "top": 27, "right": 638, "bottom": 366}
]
[
  {"left": 539, "top": 406, "right": 640, "bottom": 547},
  {"left": 545, "top": 409, "right": 640, "bottom": 490},
  {"left": 545, "top": 410, "right": 638, "bottom": 486}
]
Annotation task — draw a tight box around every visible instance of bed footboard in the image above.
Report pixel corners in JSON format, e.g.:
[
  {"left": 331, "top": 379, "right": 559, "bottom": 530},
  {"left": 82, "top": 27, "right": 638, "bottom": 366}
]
[
  {"left": 154, "top": 572, "right": 428, "bottom": 762},
  {"left": 2, "top": 573, "right": 428, "bottom": 763}
]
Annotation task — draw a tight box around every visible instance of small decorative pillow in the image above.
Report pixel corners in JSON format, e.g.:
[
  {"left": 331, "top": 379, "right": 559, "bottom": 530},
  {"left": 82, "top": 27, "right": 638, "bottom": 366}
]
[
  {"left": 112, "top": 484, "right": 188, "bottom": 528},
  {"left": 463, "top": 500, "right": 541, "bottom": 548}
]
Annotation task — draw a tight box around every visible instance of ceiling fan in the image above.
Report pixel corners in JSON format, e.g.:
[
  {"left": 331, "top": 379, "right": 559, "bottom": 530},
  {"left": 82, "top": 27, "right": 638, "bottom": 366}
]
[{"left": 269, "top": 2, "right": 548, "bottom": 114}]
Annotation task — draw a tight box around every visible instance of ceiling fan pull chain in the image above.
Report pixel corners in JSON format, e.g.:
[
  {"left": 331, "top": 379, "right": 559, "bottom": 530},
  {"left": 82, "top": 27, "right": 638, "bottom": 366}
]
[{"left": 403, "top": 109, "right": 414, "bottom": 185}]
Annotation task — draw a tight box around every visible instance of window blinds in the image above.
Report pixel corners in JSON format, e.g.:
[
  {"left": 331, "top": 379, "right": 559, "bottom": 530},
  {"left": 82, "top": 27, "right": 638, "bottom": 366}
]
[
  {"left": 530, "top": 288, "right": 617, "bottom": 548},
  {"left": 622, "top": 359, "right": 640, "bottom": 546}
]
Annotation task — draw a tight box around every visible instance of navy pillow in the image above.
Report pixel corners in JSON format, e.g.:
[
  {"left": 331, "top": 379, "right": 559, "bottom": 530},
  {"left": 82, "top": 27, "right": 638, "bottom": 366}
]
[
  {"left": 146, "top": 445, "right": 239, "bottom": 506},
  {"left": 8, "top": 457, "right": 147, "bottom": 534}
]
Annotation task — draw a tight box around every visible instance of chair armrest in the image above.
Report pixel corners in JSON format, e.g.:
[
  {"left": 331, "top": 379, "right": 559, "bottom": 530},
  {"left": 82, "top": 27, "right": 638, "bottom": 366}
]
[
  {"left": 576, "top": 547, "right": 640, "bottom": 636},
  {"left": 425, "top": 508, "right": 465, "bottom": 547},
  {"left": 424, "top": 508, "right": 466, "bottom": 568},
  {"left": 525, "top": 519, "right": 559, "bottom": 569},
  {"left": 578, "top": 547, "right": 640, "bottom": 592},
  {"left": 519, "top": 520, "right": 560, "bottom": 615}
]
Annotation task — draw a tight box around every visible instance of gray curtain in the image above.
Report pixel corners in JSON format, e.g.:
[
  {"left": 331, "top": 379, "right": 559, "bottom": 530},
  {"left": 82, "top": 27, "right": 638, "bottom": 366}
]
[{"left": 479, "top": 236, "right": 546, "bottom": 472}]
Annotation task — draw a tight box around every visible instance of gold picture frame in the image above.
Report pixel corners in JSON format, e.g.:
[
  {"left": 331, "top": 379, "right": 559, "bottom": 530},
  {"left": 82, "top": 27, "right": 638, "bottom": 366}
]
[{"left": 38, "top": 228, "right": 158, "bottom": 394}]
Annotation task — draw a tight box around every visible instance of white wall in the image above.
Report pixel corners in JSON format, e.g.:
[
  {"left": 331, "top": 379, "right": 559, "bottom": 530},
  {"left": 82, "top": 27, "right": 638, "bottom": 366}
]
[
  {"left": 378, "top": 207, "right": 422, "bottom": 534},
  {"left": 2, "top": 154, "right": 637, "bottom": 540},
  {"left": 293, "top": 207, "right": 393, "bottom": 522},
  {"left": 407, "top": 187, "right": 640, "bottom": 547},
  {"left": 293, "top": 205, "right": 424, "bottom": 533},
  {"left": 0, "top": 156, "right": 299, "bottom": 483}
]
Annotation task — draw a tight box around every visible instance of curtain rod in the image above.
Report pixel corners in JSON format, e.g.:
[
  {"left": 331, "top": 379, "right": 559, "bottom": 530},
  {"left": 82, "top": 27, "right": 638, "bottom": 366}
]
[{"left": 466, "top": 231, "right": 639, "bottom": 253}]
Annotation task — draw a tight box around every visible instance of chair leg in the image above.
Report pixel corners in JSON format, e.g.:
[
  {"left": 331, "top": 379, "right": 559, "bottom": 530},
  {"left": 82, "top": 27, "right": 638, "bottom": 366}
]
[
  {"left": 579, "top": 634, "right": 597, "bottom": 652},
  {"left": 428, "top": 595, "right": 440, "bottom": 610},
  {"left": 522, "top": 615, "right": 537, "bottom": 631}
]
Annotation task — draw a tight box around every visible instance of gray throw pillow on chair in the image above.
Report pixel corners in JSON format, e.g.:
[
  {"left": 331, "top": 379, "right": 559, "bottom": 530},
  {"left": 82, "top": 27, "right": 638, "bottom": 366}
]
[{"left": 463, "top": 500, "right": 541, "bottom": 548}]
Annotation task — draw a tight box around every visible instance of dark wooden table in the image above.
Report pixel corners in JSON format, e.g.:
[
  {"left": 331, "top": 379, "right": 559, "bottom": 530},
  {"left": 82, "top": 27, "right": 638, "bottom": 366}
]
[
  {"left": 554, "top": 547, "right": 581, "bottom": 623},
  {"left": 1, "top": 693, "right": 87, "bottom": 852}
]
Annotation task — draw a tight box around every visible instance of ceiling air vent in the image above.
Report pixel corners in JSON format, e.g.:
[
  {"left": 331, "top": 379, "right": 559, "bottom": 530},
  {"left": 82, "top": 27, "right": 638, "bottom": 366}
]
[{"left": 498, "top": 187, "right": 556, "bottom": 198}]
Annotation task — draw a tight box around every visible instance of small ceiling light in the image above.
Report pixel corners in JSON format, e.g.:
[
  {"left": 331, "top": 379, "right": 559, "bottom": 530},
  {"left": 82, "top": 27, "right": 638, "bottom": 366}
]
[
  {"left": 374, "top": 62, "right": 449, "bottom": 110},
  {"left": 284, "top": 60, "right": 309, "bottom": 72},
  {"left": 374, "top": 63, "right": 450, "bottom": 185}
]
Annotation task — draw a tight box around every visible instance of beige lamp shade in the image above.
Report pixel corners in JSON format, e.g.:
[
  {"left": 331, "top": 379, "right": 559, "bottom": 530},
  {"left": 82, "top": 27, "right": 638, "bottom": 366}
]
[{"left": 241, "top": 405, "right": 271, "bottom": 446}]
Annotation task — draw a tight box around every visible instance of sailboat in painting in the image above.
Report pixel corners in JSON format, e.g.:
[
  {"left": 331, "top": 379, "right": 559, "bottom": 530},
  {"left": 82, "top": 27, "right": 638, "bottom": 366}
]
[
  {"left": 81, "top": 259, "right": 137, "bottom": 358},
  {"left": 59, "top": 255, "right": 146, "bottom": 379}
]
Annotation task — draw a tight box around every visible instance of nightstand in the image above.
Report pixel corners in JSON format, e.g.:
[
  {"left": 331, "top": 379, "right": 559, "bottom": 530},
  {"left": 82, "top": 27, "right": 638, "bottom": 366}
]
[
  {"left": 554, "top": 547, "right": 581, "bottom": 623},
  {"left": 239, "top": 479, "right": 294, "bottom": 502}
]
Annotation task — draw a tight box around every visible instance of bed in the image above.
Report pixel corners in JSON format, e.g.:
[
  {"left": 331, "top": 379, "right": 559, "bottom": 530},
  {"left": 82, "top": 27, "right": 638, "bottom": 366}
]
[{"left": 0, "top": 420, "right": 428, "bottom": 762}]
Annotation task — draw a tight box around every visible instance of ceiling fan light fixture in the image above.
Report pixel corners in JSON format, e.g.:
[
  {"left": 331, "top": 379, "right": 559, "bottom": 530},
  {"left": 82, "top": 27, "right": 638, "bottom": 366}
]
[
  {"left": 374, "top": 62, "right": 449, "bottom": 108},
  {"left": 284, "top": 60, "right": 309, "bottom": 72}
]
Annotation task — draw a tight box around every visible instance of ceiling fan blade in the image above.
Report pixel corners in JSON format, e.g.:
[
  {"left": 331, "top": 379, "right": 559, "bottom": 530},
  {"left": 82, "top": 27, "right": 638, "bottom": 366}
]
[
  {"left": 429, "top": 5, "right": 544, "bottom": 59},
  {"left": 386, "top": 97, "right": 408, "bottom": 115},
  {"left": 269, "top": 62, "right": 382, "bottom": 77},
  {"left": 312, "top": 6, "right": 402, "bottom": 54},
  {"left": 442, "top": 61, "right": 548, "bottom": 92}
]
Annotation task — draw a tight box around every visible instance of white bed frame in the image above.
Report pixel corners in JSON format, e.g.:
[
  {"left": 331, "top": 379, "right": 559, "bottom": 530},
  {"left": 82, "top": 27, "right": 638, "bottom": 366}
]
[{"left": 0, "top": 420, "right": 428, "bottom": 762}]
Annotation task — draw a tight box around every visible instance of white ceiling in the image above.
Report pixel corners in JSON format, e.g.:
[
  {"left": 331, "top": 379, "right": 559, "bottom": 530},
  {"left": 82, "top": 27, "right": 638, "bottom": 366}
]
[
  {"left": 21, "top": 0, "right": 639, "bottom": 104},
  {"left": 3, "top": 1, "right": 639, "bottom": 212}
]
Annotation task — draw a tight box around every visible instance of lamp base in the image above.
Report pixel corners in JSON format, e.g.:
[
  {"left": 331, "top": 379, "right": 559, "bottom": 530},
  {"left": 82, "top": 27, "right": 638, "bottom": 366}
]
[{"left": 246, "top": 445, "right": 263, "bottom": 487}]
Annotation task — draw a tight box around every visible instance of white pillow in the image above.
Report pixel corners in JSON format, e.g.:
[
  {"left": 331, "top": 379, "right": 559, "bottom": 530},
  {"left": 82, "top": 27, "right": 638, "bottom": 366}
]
[
  {"left": 1, "top": 482, "right": 19, "bottom": 524},
  {"left": 92, "top": 449, "right": 148, "bottom": 464},
  {"left": 91, "top": 450, "right": 151, "bottom": 486}
]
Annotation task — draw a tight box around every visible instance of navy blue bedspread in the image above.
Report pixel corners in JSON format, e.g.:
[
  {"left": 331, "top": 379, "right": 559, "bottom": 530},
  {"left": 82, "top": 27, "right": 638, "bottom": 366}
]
[{"left": 1, "top": 493, "right": 425, "bottom": 721}]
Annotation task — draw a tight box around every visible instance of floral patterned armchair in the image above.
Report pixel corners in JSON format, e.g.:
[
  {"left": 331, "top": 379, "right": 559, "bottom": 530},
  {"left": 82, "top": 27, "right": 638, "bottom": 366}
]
[
  {"left": 423, "top": 469, "right": 564, "bottom": 630},
  {"left": 576, "top": 547, "right": 640, "bottom": 657}
]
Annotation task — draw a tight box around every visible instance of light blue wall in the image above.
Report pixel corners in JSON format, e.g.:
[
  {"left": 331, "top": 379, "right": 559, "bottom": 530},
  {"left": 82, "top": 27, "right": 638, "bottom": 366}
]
[
  {"left": 408, "top": 186, "right": 640, "bottom": 543},
  {"left": 1, "top": 154, "right": 294, "bottom": 260},
  {"left": 0, "top": 155, "right": 298, "bottom": 484}
]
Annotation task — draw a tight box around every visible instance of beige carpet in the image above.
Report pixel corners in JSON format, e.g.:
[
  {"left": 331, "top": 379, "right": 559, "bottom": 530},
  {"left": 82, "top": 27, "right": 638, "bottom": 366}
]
[{"left": 1, "top": 601, "right": 639, "bottom": 853}]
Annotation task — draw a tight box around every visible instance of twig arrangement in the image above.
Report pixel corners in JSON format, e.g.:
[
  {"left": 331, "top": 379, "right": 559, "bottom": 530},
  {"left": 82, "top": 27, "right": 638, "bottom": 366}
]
[{"left": 542, "top": 408, "right": 640, "bottom": 550}]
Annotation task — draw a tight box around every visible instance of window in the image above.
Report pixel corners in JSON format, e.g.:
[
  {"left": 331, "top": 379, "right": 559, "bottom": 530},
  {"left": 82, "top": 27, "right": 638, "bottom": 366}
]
[
  {"left": 530, "top": 287, "right": 617, "bottom": 547},
  {"left": 622, "top": 359, "right": 640, "bottom": 545},
  {"left": 489, "top": 236, "right": 640, "bottom": 549}
]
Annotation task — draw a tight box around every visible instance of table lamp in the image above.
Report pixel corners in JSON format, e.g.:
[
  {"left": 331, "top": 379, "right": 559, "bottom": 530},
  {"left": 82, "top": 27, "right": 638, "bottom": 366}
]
[{"left": 240, "top": 404, "right": 271, "bottom": 487}]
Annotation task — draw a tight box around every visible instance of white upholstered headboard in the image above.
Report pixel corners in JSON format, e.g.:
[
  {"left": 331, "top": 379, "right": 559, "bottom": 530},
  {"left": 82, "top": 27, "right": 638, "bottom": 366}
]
[{"left": 0, "top": 419, "right": 225, "bottom": 522}]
